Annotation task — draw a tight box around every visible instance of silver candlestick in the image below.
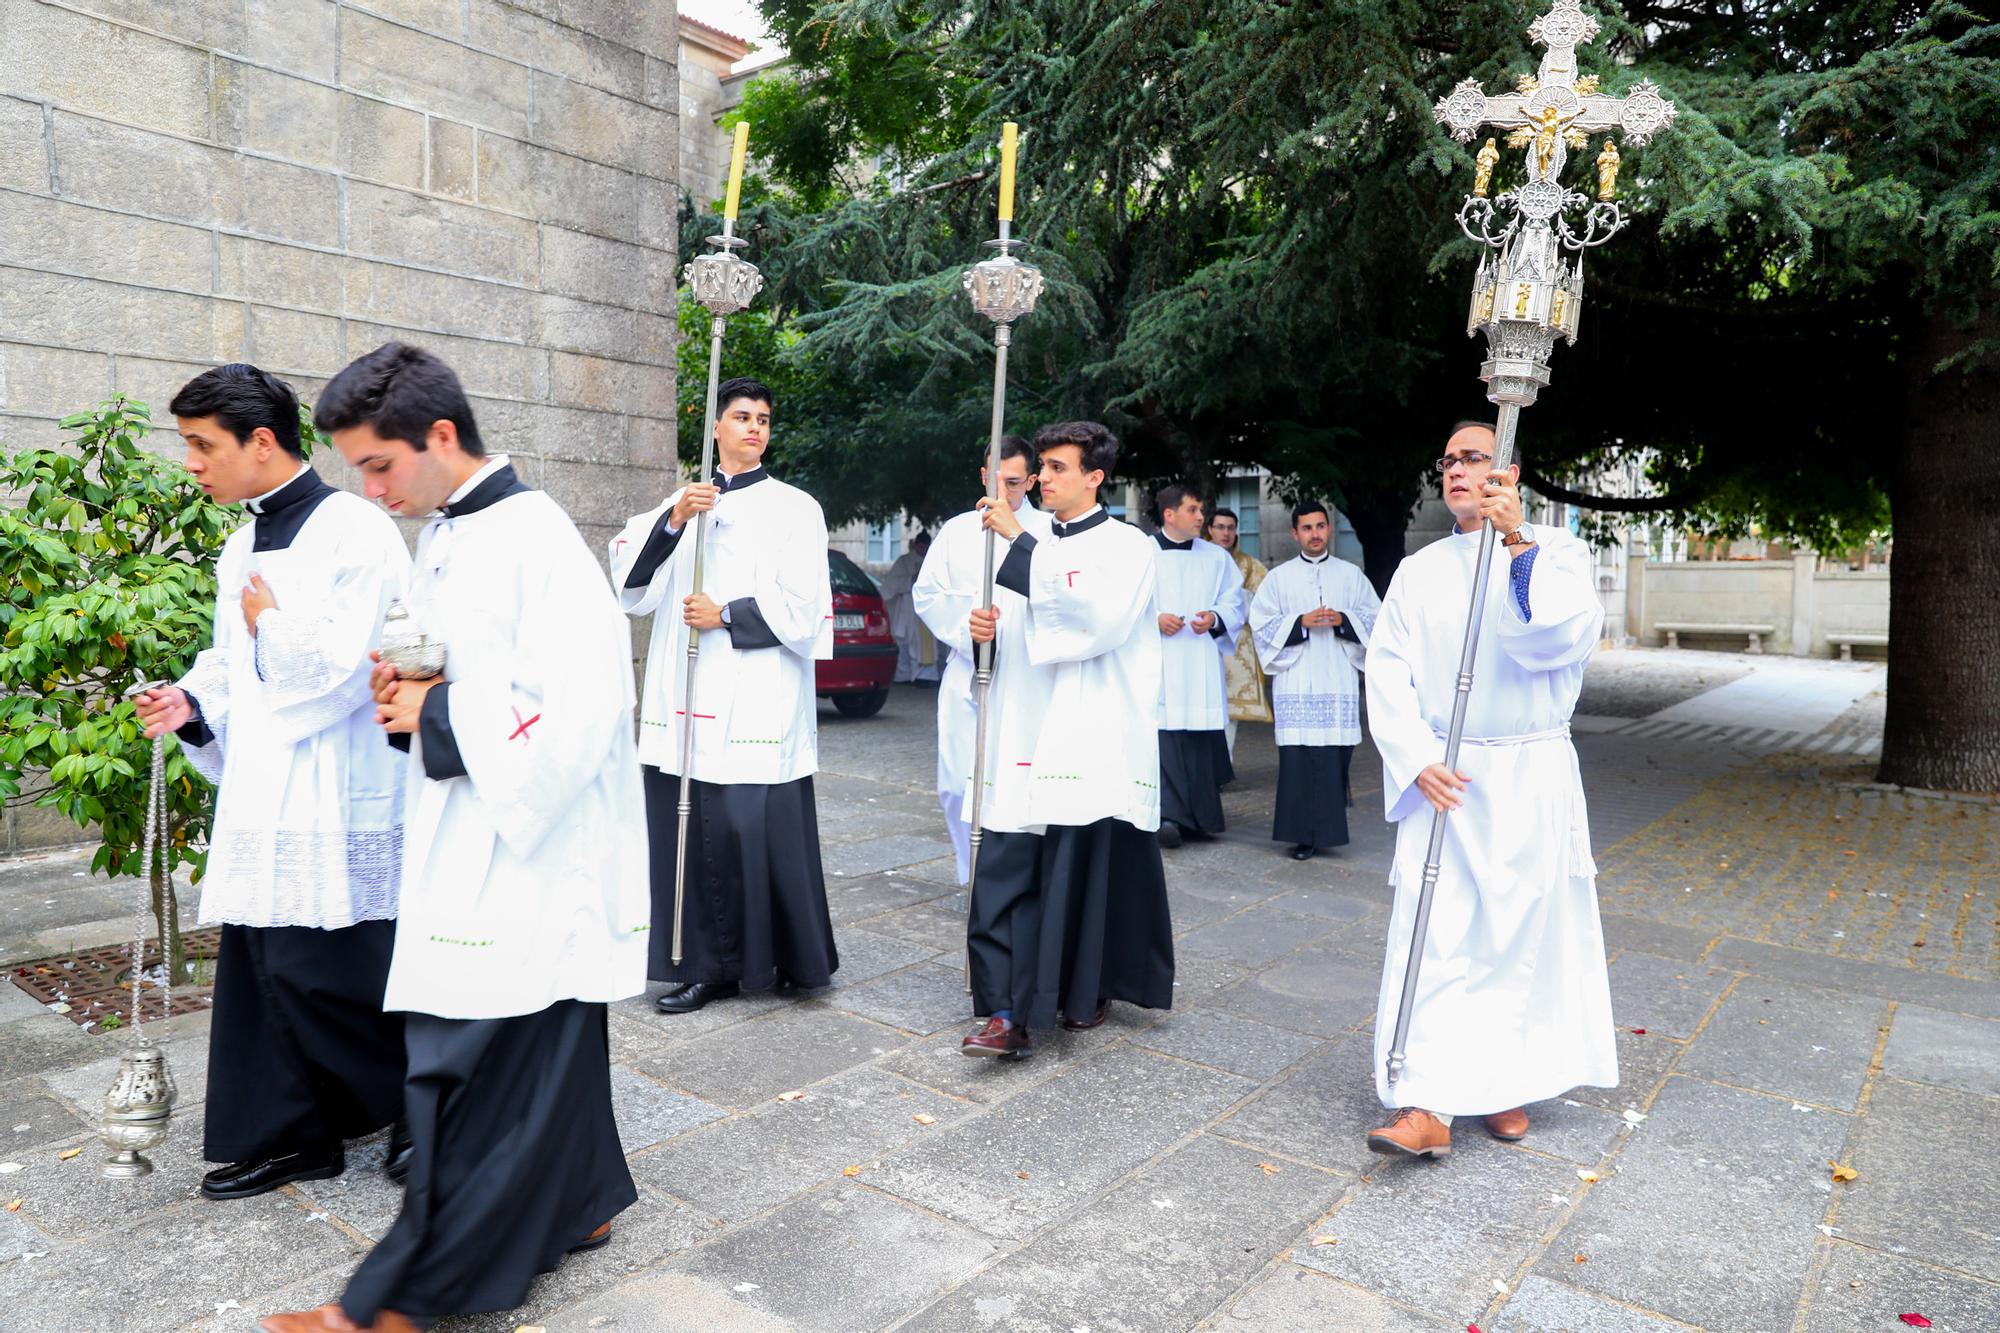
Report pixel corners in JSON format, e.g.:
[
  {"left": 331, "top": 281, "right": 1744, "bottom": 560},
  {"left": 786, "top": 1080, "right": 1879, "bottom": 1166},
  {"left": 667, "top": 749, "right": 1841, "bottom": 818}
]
[{"left": 1384, "top": 1, "right": 1675, "bottom": 1091}]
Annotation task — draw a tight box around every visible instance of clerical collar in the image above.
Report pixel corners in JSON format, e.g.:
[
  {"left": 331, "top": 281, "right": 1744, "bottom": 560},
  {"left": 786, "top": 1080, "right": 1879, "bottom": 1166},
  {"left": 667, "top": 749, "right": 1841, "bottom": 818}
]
[
  {"left": 439, "top": 455, "right": 530, "bottom": 519},
  {"left": 712, "top": 464, "right": 767, "bottom": 492},
  {"left": 245, "top": 466, "right": 337, "bottom": 552},
  {"left": 1301, "top": 550, "right": 1330, "bottom": 564},
  {"left": 1052, "top": 506, "right": 1109, "bottom": 539},
  {"left": 243, "top": 463, "right": 310, "bottom": 515},
  {"left": 1153, "top": 532, "right": 1194, "bottom": 552}
]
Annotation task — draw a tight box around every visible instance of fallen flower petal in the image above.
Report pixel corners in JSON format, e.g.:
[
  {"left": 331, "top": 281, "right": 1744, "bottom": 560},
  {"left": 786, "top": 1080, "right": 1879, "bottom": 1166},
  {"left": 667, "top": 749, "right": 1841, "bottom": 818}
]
[
  {"left": 1309, "top": 1235, "right": 1338, "bottom": 1247},
  {"left": 1574, "top": 1253, "right": 1588, "bottom": 1264},
  {"left": 5, "top": 1199, "right": 19, "bottom": 1212},
  {"left": 56, "top": 1147, "right": 81, "bottom": 1162},
  {"left": 913, "top": 1114, "right": 937, "bottom": 1125},
  {"left": 842, "top": 1164, "right": 863, "bottom": 1177},
  {"left": 1829, "top": 1161, "right": 1859, "bottom": 1183},
  {"left": 1629, "top": 1028, "right": 1646, "bottom": 1035},
  {"left": 1577, "top": 1169, "right": 1601, "bottom": 1183},
  {"left": 775, "top": 1091, "right": 806, "bottom": 1102},
  {"left": 1898, "top": 1316, "right": 1932, "bottom": 1329},
  {"left": 1258, "top": 1162, "right": 1281, "bottom": 1176}
]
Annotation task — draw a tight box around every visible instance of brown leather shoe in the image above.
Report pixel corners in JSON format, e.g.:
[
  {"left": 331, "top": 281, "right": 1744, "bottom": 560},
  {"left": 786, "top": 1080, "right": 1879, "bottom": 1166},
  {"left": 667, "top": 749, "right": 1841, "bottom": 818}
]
[
  {"left": 1061, "top": 1001, "right": 1107, "bottom": 1031},
  {"left": 1484, "top": 1107, "right": 1530, "bottom": 1140},
  {"left": 569, "top": 1221, "right": 613, "bottom": 1254},
  {"left": 1366, "top": 1107, "right": 1452, "bottom": 1159},
  {"left": 259, "top": 1304, "right": 423, "bottom": 1332},
  {"left": 960, "top": 1016, "right": 1033, "bottom": 1060}
]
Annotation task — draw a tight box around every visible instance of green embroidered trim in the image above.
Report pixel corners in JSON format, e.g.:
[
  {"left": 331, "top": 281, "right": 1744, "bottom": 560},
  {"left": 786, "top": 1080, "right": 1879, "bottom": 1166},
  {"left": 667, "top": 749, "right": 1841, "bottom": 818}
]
[
  {"left": 1033, "top": 773, "right": 1082, "bottom": 781},
  {"left": 729, "top": 738, "right": 784, "bottom": 745},
  {"left": 629, "top": 924, "right": 651, "bottom": 934},
  {"left": 428, "top": 934, "right": 494, "bottom": 947},
  {"left": 1133, "top": 779, "right": 1157, "bottom": 790}
]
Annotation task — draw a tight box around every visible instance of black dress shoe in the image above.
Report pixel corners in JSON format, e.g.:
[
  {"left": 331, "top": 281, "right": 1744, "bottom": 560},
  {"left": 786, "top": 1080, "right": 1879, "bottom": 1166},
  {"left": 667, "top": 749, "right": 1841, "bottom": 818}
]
[
  {"left": 1156, "top": 823, "right": 1184, "bottom": 849},
  {"left": 1061, "top": 1001, "right": 1108, "bottom": 1031},
  {"left": 384, "top": 1121, "right": 414, "bottom": 1184},
  {"left": 200, "top": 1146, "right": 344, "bottom": 1200},
  {"left": 655, "top": 980, "right": 740, "bottom": 1014},
  {"left": 1290, "top": 844, "right": 1316, "bottom": 861}
]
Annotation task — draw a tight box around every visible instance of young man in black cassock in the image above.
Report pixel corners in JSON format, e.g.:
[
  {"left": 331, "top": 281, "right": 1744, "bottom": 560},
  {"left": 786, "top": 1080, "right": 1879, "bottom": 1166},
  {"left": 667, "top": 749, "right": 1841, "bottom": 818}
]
[
  {"left": 610, "top": 378, "right": 840, "bottom": 1015},
  {"left": 135, "top": 364, "right": 411, "bottom": 1200}
]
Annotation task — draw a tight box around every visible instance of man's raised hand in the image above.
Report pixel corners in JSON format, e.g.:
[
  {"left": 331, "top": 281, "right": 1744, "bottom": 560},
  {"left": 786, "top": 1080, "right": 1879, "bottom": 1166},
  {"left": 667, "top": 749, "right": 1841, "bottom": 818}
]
[
  {"left": 977, "top": 495, "right": 1023, "bottom": 541},
  {"left": 669, "top": 482, "right": 720, "bottom": 531},
  {"left": 970, "top": 606, "right": 999, "bottom": 644}
]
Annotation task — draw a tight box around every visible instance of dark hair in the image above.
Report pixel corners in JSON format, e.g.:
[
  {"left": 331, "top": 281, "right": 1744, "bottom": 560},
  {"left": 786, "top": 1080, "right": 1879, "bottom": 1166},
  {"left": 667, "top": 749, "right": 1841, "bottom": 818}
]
[
  {"left": 998, "top": 434, "right": 1036, "bottom": 468},
  {"left": 169, "top": 364, "right": 303, "bottom": 458},
  {"left": 717, "top": 376, "right": 775, "bottom": 415},
  {"left": 1291, "top": 499, "right": 1331, "bottom": 527},
  {"left": 314, "top": 342, "right": 485, "bottom": 456},
  {"left": 1155, "top": 482, "right": 1199, "bottom": 517},
  {"left": 1032, "top": 420, "right": 1119, "bottom": 480},
  {"left": 1449, "top": 418, "right": 1496, "bottom": 439},
  {"left": 1209, "top": 506, "right": 1238, "bottom": 524}
]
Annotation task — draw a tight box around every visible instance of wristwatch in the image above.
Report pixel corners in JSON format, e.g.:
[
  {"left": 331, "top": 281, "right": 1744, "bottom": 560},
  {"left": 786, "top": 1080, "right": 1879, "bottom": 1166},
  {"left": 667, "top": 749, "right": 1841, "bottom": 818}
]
[
  {"left": 720, "top": 602, "right": 733, "bottom": 626},
  {"left": 1502, "top": 523, "right": 1535, "bottom": 549}
]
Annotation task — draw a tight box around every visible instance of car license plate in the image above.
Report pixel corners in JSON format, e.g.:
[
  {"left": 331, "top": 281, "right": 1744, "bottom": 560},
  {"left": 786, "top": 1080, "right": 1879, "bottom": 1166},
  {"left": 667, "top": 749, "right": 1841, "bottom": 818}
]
[{"left": 834, "top": 612, "right": 865, "bottom": 631}]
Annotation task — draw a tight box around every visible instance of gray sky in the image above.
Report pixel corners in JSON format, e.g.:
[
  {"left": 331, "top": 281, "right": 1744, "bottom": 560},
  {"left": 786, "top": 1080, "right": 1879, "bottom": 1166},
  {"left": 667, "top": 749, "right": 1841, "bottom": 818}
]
[{"left": 681, "top": 0, "right": 774, "bottom": 49}]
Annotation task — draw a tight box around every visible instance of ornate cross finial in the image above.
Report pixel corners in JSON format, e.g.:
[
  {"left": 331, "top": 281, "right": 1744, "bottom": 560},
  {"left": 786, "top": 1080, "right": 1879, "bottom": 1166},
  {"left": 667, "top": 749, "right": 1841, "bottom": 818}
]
[{"left": 1434, "top": 0, "right": 1676, "bottom": 187}]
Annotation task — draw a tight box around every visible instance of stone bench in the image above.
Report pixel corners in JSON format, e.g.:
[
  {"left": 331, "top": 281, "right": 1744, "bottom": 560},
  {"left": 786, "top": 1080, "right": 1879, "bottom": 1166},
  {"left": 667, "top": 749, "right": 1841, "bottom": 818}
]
[
  {"left": 1826, "top": 631, "right": 1889, "bottom": 661},
  {"left": 1656, "top": 621, "right": 1776, "bottom": 653}
]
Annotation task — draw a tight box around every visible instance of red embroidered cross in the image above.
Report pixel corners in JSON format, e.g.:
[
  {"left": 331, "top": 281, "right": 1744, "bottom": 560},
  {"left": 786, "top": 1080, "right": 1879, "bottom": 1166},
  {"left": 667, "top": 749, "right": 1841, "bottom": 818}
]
[
  {"left": 508, "top": 707, "right": 541, "bottom": 742},
  {"left": 674, "top": 711, "right": 717, "bottom": 720},
  {"left": 1065, "top": 570, "right": 1082, "bottom": 586},
  {"left": 613, "top": 538, "right": 629, "bottom": 552}
]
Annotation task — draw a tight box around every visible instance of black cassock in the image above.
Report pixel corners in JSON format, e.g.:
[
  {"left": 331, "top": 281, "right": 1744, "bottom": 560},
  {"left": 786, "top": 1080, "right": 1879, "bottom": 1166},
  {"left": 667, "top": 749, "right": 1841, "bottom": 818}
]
[
  {"left": 203, "top": 921, "right": 403, "bottom": 1164},
  {"left": 967, "top": 817, "right": 1175, "bottom": 1030},
  {"left": 643, "top": 768, "right": 839, "bottom": 989},
  {"left": 1272, "top": 744, "right": 1354, "bottom": 851},
  {"left": 340, "top": 1000, "right": 634, "bottom": 1325},
  {"left": 1158, "top": 729, "right": 1234, "bottom": 835}
]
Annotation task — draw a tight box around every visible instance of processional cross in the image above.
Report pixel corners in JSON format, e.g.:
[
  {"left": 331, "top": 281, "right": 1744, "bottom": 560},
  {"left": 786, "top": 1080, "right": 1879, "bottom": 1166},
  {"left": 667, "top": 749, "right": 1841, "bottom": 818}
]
[{"left": 1382, "top": 2, "right": 1676, "bottom": 1092}]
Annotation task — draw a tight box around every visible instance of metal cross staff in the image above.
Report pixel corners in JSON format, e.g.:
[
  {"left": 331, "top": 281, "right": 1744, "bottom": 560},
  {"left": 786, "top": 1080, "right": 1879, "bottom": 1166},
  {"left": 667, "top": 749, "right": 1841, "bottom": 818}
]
[
  {"left": 960, "top": 123, "right": 1044, "bottom": 967},
  {"left": 670, "top": 122, "right": 764, "bottom": 965},
  {"left": 1384, "top": 1, "right": 1675, "bottom": 1091}
]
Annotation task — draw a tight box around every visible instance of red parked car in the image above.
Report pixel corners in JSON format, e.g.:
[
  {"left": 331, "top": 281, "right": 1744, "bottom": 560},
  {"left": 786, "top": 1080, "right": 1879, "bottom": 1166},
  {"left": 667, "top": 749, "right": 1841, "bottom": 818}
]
[{"left": 818, "top": 549, "right": 897, "bottom": 717}]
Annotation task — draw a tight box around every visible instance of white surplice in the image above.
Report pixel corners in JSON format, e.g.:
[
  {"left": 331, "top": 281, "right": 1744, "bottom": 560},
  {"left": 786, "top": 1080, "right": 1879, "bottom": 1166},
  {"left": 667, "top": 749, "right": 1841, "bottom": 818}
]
[
  {"left": 177, "top": 477, "right": 410, "bottom": 929},
  {"left": 1363, "top": 524, "right": 1616, "bottom": 1114},
  {"left": 610, "top": 471, "right": 833, "bottom": 785},
  {"left": 911, "top": 501, "right": 1055, "bottom": 878},
  {"left": 1250, "top": 553, "right": 1380, "bottom": 747},
  {"left": 978, "top": 508, "right": 1162, "bottom": 834},
  {"left": 385, "top": 462, "right": 650, "bottom": 1019},
  {"left": 878, "top": 547, "right": 939, "bottom": 682},
  {"left": 1152, "top": 536, "right": 1245, "bottom": 731}
]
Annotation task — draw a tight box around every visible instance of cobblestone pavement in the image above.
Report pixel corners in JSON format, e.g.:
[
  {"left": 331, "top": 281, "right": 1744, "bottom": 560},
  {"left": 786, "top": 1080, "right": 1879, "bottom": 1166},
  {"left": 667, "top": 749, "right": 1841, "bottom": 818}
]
[{"left": 2, "top": 648, "right": 1996, "bottom": 1333}]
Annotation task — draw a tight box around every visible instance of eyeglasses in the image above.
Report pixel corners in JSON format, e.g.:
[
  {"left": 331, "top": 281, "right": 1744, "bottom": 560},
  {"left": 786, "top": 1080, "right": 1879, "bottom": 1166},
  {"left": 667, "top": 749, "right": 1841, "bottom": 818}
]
[{"left": 1433, "top": 451, "right": 1493, "bottom": 473}]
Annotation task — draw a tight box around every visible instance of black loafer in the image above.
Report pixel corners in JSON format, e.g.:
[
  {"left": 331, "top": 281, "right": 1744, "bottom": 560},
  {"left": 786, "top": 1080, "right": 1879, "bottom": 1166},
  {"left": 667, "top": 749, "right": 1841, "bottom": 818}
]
[
  {"left": 1157, "top": 823, "right": 1184, "bottom": 849},
  {"left": 384, "top": 1121, "right": 415, "bottom": 1184},
  {"left": 1290, "top": 844, "right": 1316, "bottom": 861},
  {"left": 200, "top": 1146, "right": 344, "bottom": 1200},
  {"left": 655, "top": 980, "right": 740, "bottom": 1014}
]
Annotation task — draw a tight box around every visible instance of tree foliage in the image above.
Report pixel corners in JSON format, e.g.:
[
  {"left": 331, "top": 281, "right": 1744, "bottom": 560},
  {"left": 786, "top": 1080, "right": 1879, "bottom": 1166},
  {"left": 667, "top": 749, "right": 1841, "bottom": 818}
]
[{"left": 0, "top": 398, "right": 322, "bottom": 976}]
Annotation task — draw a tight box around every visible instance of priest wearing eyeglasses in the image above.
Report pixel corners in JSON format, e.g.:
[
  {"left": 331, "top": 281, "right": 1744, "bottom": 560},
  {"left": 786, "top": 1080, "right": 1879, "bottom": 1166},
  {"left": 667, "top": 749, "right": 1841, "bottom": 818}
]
[{"left": 1361, "top": 419, "right": 1616, "bottom": 1160}]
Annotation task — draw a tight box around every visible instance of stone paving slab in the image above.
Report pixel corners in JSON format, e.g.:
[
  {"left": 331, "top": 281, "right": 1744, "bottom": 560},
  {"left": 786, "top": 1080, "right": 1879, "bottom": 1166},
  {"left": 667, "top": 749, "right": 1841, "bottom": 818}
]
[
  {"left": 867, "top": 1045, "right": 1257, "bottom": 1241},
  {"left": 1131, "top": 1009, "right": 1328, "bottom": 1081},
  {"left": 1490, "top": 1275, "right": 1693, "bottom": 1332},
  {"left": 1549, "top": 1074, "right": 1850, "bottom": 1331},
  {"left": 1801, "top": 1242, "right": 2000, "bottom": 1333},
  {"left": 553, "top": 1183, "right": 1001, "bottom": 1333},
  {"left": 900, "top": 1135, "right": 1346, "bottom": 1332},
  {"left": 1208, "top": 1265, "right": 1460, "bottom": 1330},
  {"left": 1879, "top": 1004, "right": 2000, "bottom": 1098},
  {"left": 1834, "top": 1077, "right": 2000, "bottom": 1285},
  {"left": 1673, "top": 975, "right": 1888, "bottom": 1111},
  {"left": 1605, "top": 949, "right": 1734, "bottom": 1040}
]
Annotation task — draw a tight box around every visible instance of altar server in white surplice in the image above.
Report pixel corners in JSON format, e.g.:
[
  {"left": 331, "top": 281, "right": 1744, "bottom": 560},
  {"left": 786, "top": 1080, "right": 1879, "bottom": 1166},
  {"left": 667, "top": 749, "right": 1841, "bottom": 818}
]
[
  {"left": 135, "top": 364, "right": 411, "bottom": 1206},
  {"left": 1149, "top": 483, "right": 1245, "bottom": 848},
  {"left": 260, "top": 343, "right": 648, "bottom": 1333},
  {"left": 611, "top": 376, "right": 838, "bottom": 1018},
  {"left": 912, "top": 435, "right": 1054, "bottom": 882},
  {"left": 1360, "top": 420, "right": 1615, "bottom": 1163},
  {"left": 955, "top": 421, "right": 1174, "bottom": 1062},
  {"left": 1250, "top": 499, "right": 1380, "bottom": 862}
]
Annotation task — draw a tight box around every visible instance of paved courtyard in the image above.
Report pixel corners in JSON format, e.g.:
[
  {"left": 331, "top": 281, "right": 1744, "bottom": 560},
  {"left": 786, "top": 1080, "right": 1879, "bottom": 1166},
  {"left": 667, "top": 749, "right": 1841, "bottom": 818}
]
[{"left": 1, "top": 648, "right": 1996, "bottom": 1332}]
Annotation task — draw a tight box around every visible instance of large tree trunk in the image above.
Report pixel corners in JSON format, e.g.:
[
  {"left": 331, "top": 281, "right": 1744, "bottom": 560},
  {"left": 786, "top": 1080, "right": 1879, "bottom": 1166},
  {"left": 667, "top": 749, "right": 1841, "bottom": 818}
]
[
  {"left": 1878, "top": 297, "right": 2000, "bottom": 791},
  {"left": 1343, "top": 492, "right": 1414, "bottom": 596}
]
